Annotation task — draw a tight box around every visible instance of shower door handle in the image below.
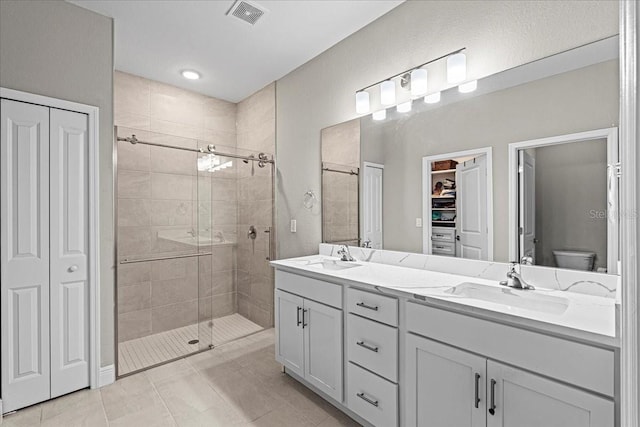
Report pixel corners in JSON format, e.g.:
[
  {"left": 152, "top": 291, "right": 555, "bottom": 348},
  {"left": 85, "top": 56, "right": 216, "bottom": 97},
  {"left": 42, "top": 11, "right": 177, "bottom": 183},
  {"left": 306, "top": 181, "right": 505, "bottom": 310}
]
[{"left": 265, "top": 227, "right": 273, "bottom": 261}]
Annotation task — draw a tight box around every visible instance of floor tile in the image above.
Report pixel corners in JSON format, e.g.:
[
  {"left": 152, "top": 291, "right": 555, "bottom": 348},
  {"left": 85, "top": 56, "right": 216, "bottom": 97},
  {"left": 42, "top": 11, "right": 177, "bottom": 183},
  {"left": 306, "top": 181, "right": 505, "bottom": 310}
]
[
  {"left": 1, "top": 404, "right": 42, "bottom": 427},
  {"left": 1, "top": 327, "right": 362, "bottom": 427}
]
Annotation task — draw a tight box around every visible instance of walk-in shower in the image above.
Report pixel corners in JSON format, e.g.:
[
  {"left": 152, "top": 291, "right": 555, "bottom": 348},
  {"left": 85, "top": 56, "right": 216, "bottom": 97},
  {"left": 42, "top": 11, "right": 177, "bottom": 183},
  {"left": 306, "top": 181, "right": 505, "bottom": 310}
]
[{"left": 115, "top": 127, "right": 275, "bottom": 376}]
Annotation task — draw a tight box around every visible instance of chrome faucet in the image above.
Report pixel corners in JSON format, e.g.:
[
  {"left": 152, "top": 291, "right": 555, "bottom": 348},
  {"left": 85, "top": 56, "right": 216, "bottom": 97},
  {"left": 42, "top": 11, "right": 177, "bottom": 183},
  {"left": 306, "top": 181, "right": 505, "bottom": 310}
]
[
  {"left": 337, "top": 245, "right": 355, "bottom": 262},
  {"left": 500, "top": 262, "right": 535, "bottom": 290}
]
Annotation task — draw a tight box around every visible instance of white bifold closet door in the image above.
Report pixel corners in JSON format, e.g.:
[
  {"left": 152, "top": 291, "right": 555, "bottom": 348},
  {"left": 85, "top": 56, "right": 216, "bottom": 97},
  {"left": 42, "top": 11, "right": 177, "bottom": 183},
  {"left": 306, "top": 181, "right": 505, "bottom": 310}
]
[{"left": 1, "top": 99, "right": 89, "bottom": 413}]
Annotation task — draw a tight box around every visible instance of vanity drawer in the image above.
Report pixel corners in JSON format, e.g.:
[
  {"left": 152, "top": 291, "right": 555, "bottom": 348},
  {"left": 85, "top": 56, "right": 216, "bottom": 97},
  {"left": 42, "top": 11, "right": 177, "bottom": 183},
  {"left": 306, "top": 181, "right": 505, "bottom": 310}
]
[
  {"left": 347, "top": 314, "right": 398, "bottom": 382},
  {"left": 275, "top": 270, "right": 342, "bottom": 308},
  {"left": 346, "top": 287, "right": 398, "bottom": 327},
  {"left": 432, "top": 227, "right": 456, "bottom": 242},
  {"left": 347, "top": 362, "right": 398, "bottom": 427},
  {"left": 432, "top": 241, "right": 455, "bottom": 256}
]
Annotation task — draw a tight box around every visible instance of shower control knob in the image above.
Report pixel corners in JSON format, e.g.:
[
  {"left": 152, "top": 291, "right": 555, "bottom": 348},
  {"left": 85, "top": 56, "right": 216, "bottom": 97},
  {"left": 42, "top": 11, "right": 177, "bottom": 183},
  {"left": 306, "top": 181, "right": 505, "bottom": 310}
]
[{"left": 68, "top": 265, "right": 79, "bottom": 273}]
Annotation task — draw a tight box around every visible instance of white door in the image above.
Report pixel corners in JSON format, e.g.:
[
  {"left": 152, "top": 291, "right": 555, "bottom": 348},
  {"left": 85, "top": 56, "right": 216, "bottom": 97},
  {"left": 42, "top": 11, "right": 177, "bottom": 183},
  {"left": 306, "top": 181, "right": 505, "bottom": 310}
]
[
  {"left": 275, "top": 290, "right": 304, "bottom": 377},
  {"left": 487, "top": 360, "right": 613, "bottom": 427},
  {"left": 363, "top": 163, "right": 383, "bottom": 249},
  {"left": 304, "top": 299, "right": 343, "bottom": 402},
  {"left": 49, "top": 108, "right": 90, "bottom": 398},
  {"left": 457, "top": 156, "right": 489, "bottom": 260},
  {"left": 1, "top": 99, "right": 52, "bottom": 412},
  {"left": 518, "top": 151, "right": 536, "bottom": 262},
  {"left": 405, "top": 334, "right": 486, "bottom": 427}
]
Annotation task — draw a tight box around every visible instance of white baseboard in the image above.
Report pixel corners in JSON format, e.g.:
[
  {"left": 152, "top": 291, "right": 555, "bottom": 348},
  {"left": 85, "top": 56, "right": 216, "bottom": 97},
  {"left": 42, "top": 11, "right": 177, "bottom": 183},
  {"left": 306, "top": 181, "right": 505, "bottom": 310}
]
[{"left": 98, "top": 365, "right": 115, "bottom": 388}]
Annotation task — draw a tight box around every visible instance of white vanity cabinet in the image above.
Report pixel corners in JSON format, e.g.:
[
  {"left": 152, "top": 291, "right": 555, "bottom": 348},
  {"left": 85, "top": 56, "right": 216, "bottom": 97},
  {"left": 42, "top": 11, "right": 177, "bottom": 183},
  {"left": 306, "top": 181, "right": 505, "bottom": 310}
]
[
  {"left": 486, "top": 360, "right": 614, "bottom": 427},
  {"left": 405, "top": 303, "right": 615, "bottom": 427},
  {"left": 405, "top": 334, "right": 486, "bottom": 427},
  {"left": 272, "top": 264, "right": 617, "bottom": 427},
  {"left": 405, "top": 334, "right": 613, "bottom": 427},
  {"left": 275, "top": 271, "right": 343, "bottom": 402}
]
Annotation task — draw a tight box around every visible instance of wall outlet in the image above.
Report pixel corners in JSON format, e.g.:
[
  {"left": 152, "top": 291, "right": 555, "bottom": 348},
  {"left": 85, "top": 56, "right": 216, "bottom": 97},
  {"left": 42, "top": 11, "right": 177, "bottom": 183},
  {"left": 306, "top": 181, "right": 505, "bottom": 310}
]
[
  {"left": 290, "top": 219, "right": 297, "bottom": 233},
  {"left": 415, "top": 218, "right": 422, "bottom": 227}
]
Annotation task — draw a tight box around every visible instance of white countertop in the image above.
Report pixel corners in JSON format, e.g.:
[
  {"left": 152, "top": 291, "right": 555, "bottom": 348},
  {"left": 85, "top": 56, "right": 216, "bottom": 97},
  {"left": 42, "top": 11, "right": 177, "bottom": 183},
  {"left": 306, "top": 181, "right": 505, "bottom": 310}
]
[{"left": 271, "top": 254, "right": 619, "bottom": 347}]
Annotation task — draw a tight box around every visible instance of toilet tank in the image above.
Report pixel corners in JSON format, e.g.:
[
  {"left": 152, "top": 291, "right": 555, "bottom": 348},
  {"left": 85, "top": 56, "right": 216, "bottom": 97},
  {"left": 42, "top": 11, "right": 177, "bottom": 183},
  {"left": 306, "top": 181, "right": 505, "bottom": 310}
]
[{"left": 552, "top": 250, "right": 596, "bottom": 271}]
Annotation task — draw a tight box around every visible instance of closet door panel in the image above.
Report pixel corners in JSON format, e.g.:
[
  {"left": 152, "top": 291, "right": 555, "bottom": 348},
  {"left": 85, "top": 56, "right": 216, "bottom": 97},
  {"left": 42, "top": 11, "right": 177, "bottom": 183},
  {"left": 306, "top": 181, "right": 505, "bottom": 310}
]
[
  {"left": 1, "top": 99, "right": 51, "bottom": 412},
  {"left": 49, "top": 108, "right": 90, "bottom": 397}
]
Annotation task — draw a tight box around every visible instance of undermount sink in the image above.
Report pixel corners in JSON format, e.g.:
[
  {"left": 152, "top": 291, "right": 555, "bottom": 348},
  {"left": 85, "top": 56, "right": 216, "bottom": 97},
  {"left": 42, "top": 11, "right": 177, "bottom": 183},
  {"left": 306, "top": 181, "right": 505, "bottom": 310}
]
[
  {"left": 445, "top": 282, "right": 569, "bottom": 315},
  {"left": 307, "top": 259, "right": 362, "bottom": 271}
]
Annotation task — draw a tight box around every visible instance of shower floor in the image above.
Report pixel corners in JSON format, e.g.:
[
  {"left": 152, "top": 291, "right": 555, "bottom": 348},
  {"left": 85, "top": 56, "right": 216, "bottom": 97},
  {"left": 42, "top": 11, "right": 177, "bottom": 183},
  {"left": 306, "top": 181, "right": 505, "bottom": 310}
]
[{"left": 117, "top": 313, "right": 263, "bottom": 376}]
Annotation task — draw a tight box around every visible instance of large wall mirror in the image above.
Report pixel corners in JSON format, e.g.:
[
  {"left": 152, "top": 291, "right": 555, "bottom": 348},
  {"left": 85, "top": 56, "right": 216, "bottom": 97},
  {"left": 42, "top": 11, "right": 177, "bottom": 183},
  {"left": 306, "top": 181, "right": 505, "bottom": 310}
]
[{"left": 321, "top": 36, "right": 620, "bottom": 275}]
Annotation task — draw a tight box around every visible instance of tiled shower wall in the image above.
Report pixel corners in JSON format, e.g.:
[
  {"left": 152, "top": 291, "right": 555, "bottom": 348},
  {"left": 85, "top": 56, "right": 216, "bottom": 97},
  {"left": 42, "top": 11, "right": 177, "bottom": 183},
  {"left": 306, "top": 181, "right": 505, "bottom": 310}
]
[
  {"left": 114, "top": 71, "right": 239, "bottom": 342},
  {"left": 236, "top": 83, "right": 277, "bottom": 328},
  {"left": 321, "top": 119, "right": 360, "bottom": 244}
]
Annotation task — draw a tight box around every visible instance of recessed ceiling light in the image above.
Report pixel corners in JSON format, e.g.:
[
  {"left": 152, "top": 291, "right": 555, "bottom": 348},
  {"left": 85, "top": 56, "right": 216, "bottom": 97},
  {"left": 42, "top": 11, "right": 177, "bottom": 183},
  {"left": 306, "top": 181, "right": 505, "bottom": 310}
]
[{"left": 181, "top": 70, "right": 201, "bottom": 80}]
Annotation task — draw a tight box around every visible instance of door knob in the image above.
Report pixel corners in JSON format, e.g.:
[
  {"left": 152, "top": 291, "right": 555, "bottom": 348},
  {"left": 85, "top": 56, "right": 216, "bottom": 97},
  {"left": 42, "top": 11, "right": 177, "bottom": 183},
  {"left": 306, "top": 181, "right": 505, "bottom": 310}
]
[{"left": 68, "top": 265, "right": 79, "bottom": 272}]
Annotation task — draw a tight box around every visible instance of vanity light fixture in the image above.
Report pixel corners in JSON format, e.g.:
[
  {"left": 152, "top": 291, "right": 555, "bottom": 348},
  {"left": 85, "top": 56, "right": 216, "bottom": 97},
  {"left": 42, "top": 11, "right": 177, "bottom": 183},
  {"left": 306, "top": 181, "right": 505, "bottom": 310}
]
[
  {"left": 353, "top": 47, "right": 465, "bottom": 116},
  {"left": 372, "top": 109, "right": 387, "bottom": 121},
  {"left": 181, "top": 70, "right": 201, "bottom": 80},
  {"left": 410, "top": 68, "right": 428, "bottom": 97},
  {"left": 397, "top": 101, "right": 412, "bottom": 113},
  {"left": 380, "top": 80, "right": 396, "bottom": 105},
  {"left": 424, "top": 92, "right": 441, "bottom": 104},
  {"left": 458, "top": 80, "right": 478, "bottom": 93},
  {"left": 355, "top": 91, "right": 370, "bottom": 114},
  {"left": 447, "top": 52, "right": 466, "bottom": 83}
]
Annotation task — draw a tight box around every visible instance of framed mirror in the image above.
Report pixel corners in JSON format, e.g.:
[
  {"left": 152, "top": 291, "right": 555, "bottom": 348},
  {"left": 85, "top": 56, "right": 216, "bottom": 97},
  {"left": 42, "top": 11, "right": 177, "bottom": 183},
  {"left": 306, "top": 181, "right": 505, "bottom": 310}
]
[{"left": 320, "top": 35, "right": 619, "bottom": 275}]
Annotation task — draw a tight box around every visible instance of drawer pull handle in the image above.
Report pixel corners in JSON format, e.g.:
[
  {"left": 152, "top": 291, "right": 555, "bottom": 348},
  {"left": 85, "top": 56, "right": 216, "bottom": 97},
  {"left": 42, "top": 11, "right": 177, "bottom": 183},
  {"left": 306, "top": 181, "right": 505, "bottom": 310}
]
[
  {"left": 488, "top": 379, "right": 496, "bottom": 415},
  {"left": 356, "top": 392, "right": 379, "bottom": 407},
  {"left": 296, "top": 306, "right": 302, "bottom": 327},
  {"left": 356, "top": 341, "right": 379, "bottom": 353},
  {"left": 302, "top": 309, "right": 308, "bottom": 328},
  {"left": 474, "top": 373, "right": 480, "bottom": 409},
  {"left": 356, "top": 302, "right": 379, "bottom": 311}
]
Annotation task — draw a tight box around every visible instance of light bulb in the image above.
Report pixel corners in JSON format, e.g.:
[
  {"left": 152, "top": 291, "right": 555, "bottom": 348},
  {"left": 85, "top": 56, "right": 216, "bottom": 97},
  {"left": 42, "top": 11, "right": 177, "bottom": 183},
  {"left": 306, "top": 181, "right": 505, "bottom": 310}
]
[
  {"left": 458, "top": 80, "right": 478, "bottom": 93},
  {"left": 380, "top": 80, "right": 396, "bottom": 106},
  {"left": 424, "top": 92, "right": 441, "bottom": 104},
  {"left": 181, "top": 70, "right": 201, "bottom": 80},
  {"left": 372, "top": 109, "right": 387, "bottom": 121},
  {"left": 447, "top": 53, "right": 466, "bottom": 83},
  {"left": 355, "top": 91, "right": 370, "bottom": 114},
  {"left": 397, "top": 101, "right": 412, "bottom": 113},
  {"left": 410, "top": 69, "right": 428, "bottom": 97}
]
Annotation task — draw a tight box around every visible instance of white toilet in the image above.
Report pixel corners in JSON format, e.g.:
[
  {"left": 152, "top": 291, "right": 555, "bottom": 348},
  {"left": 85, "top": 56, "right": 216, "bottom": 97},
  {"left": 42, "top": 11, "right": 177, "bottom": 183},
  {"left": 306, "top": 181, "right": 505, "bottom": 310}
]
[{"left": 552, "top": 250, "right": 596, "bottom": 271}]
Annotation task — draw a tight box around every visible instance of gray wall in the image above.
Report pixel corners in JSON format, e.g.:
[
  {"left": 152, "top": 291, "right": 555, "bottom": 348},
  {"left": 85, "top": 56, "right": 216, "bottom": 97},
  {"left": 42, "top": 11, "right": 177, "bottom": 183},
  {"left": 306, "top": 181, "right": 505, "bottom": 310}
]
[
  {"left": 275, "top": 0, "right": 618, "bottom": 259},
  {"left": 361, "top": 60, "right": 618, "bottom": 258},
  {"left": 0, "top": 1, "right": 115, "bottom": 366},
  {"left": 534, "top": 140, "right": 608, "bottom": 269}
]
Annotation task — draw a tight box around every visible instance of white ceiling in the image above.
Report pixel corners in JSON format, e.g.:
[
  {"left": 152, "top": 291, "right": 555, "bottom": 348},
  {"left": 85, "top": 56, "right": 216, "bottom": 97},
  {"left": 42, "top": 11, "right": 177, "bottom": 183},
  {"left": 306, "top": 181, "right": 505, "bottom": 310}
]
[{"left": 69, "top": 0, "right": 404, "bottom": 102}]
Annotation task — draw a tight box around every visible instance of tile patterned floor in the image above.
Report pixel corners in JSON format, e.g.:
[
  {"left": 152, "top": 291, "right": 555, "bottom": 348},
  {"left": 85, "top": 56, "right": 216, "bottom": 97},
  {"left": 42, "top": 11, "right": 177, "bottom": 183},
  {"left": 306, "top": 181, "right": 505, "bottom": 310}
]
[
  {"left": 1, "top": 329, "right": 361, "bottom": 427},
  {"left": 118, "top": 314, "right": 264, "bottom": 375}
]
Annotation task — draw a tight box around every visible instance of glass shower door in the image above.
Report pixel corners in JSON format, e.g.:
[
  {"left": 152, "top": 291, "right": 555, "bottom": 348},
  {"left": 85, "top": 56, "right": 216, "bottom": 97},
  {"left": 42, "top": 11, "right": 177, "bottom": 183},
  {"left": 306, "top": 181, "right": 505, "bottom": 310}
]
[{"left": 116, "top": 128, "right": 214, "bottom": 376}]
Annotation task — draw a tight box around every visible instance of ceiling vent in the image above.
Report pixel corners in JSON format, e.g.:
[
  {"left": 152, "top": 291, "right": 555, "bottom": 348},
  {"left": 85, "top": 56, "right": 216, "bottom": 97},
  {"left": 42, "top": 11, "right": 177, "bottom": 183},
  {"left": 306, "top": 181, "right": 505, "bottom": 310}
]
[{"left": 227, "top": 0, "right": 267, "bottom": 26}]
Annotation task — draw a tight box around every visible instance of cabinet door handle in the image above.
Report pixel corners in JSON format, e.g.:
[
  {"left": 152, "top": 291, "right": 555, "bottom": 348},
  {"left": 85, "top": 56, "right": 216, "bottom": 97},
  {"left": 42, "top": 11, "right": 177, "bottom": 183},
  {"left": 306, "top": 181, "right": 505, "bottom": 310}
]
[
  {"left": 474, "top": 373, "right": 481, "bottom": 408},
  {"left": 356, "top": 392, "right": 379, "bottom": 407},
  {"left": 356, "top": 341, "right": 379, "bottom": 353},
  {"left": 302, "top": 309, "right": 308, "bottom": 328},
  {"left": 356, "top": 302, "right": 378, "bottom": 311},
  {"left": 296, "top": 306, "right": 302, "bottom": 327},
  {"left": 488, "top": 379, "right": 496, "bottom": 415}
]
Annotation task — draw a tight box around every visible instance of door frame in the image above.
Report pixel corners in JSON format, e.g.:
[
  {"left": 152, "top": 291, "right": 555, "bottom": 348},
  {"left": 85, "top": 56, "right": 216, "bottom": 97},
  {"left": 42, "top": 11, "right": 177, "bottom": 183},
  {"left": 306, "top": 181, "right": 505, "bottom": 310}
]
[
  {"left": 0, "top": 88, "right": 102, "bottom": 394},
  {"left": 507, "top": 127, "right": 619, "bottom": 273},
  {"left": 422, "top": 147, "right": 494, "bottom": 259},
  {"left": 619, "top": 1, "right": 638, "bottom": 425},
  {"left": 361, "top": 161, "right": 384, "bottom": 248}
]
